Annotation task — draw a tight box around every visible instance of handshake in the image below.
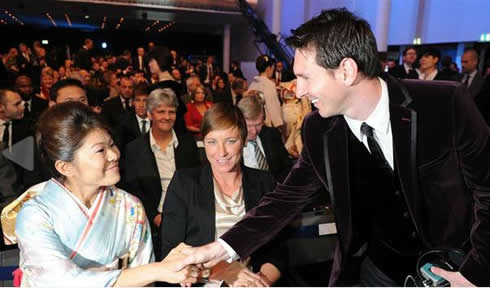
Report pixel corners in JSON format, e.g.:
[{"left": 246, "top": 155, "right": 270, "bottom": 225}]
[{"left": 165, "top": 241, "right": 272, "bottom": 287}]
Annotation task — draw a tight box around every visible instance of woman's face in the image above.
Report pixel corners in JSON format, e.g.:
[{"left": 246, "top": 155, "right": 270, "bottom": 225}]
[
  {"left": 204, "top": 126, "right": 243, "bottom": 175},
  {"left": 194, "top": 87, "right": 206, "bottom": 103},
  {"left": 66, "top": 128, "right": 120, "bottom": 189}
]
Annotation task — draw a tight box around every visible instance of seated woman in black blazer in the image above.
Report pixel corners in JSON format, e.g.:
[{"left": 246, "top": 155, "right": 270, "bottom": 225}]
[{"left": 160, "top": 103, "right": 284, "bottom": 286}]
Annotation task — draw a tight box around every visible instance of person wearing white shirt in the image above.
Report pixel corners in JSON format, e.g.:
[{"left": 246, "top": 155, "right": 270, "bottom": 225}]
[
  {"left": 247, "top": 55, "right": 285, "bottom": 133},
  {"left": 174, "top": 9, "right": 489, "bottom": 288}
]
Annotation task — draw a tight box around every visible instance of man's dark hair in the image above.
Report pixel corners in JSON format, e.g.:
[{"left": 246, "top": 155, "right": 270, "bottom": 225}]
[
  {"left": 148, "top": 46, "right": 171, "bottom": 72},
  {"left": 286, "top": 8, "right": 380, "bottom": 78},
  {"left": 49, "top": 79, "right": 85, "bottom": 102},
  {"left": 402, "top": 46, "right": 417, "bottom": 57}
]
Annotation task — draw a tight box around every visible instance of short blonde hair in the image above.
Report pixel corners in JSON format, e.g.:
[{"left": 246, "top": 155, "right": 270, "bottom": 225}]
[{"left": 237, "top": 95, "right": 265, "bottom": 120}]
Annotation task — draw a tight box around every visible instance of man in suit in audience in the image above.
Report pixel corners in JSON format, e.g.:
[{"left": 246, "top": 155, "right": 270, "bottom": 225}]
[
  {"left": 200, "top": 56, "right": 216, "bottom": 86},
  {"left": 0, "top": 89, "right": 29, "bottom": 193},
  {"left": 125, "top": 88, "right": 200, "bottom": 258},
  {"left": 119, "top": 83, "right": 150, "bottom": 148},
  {"left": 133, "top": 46, "right": 149, "bottom": 75},
  {"left": 274, "top": 61, "right": 294, "bottom": 84},
  {"left": 102, "top": 74, "right": 134, "bottom": 131},
  {"left": 16, "top": 43, "right": 32, "bottom": 75},
  {"left": 15, "top": 74, "right": 48, "bottom": 126},
  {"left": 75, "top": 38, "right": 93, "bottom": 71},
  {"left": 177, "top": 9, "right": 490, "bottom": 287},
  {"left": 389, "top": 47, "right": 419, "bottom": 79},
  {"left": 238, "top": 96, "right": 292, "bottom": 183},
  {"left": 460, "top": 48, "right": 484, "bottom": 99}
]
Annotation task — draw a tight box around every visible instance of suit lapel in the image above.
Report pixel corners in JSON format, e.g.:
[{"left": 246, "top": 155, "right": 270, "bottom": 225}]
[
  {"left": 323, "top": 118, "right": 351, "bottom": 255},
  {"left": 387, "top": 77, "right": 428, "bottom": 246},
  {"left": 198, "top": 164, "right": 216, "bottom": 243},
  {"left": 130, "top": 113, "right": 141, "bottom": 136}
]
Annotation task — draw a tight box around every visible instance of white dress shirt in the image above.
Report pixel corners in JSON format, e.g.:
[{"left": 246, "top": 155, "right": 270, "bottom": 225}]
[
  {"left": 419, "top": 69, "right": 438, "bottom": 81},
  {"left": 120, "top": 96, "right": 131, "bottom": 110},
  {"left": 344, "top": 77, "right": 394, "bottom": 169},
  {"left": 135, "top": 114, "right": 149, "bottom": 134},
  {"left": 150, "top": 129, "right": 179, "bottom": 213},
  {"left": 218, "top": 77, "right": 395, "bottom": 260},
  {"left": 462, "top": 70, "right": 477, "bottom": 87},
  {"left": 242, "top": 136, "right": 267, "bottom": 170},
  {"left": 0, "top": 119, "right": 12, "bottom": 149}
]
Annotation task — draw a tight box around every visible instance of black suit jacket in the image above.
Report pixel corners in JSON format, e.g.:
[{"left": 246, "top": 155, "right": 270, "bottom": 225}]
[
  {"left": 389, "top": 64, "right": 418, "bottom": 79},
  {"left": 119, "top": 112, "right": 145, "bottom": 148},
  {"left": 133, "top": 55, "right": 149, "bottom": 73},
  {"left": 220, "top": 75, "right": 490, "bottom": 286},
  {"left": 24, "top": 95, "right": 48, "bottom": 129},
  {"left": 101, "top": 97, "right": 130, "bottom": 134},
  {"left": 75, "top": 47, "right": 91, "bottom": 70},
  {"left": 159, "top": 164, "right": 285, "bottom": 272},
  {"left": 460, "top": 73, "right": 485, "bottom": 99},
  {"left": 259, "top": 126, "right": 292, "bottom": 183},
  {"left": 124, "top": 131, "right": 201, "bottom": 221}
]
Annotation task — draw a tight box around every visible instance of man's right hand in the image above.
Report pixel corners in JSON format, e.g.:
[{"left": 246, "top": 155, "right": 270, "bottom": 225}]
[{"left": 175, "top": 241, "right": 229, "bottom": 271}]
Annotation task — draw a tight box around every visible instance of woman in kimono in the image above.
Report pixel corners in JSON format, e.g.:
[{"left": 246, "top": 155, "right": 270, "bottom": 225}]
[{"left": 15, "top": 102, "right": 201, "bottom": 286}]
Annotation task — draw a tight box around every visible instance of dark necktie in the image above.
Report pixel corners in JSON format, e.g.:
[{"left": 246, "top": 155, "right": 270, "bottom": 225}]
[
  {"left": 141, "top": 120, "right": 147, "bottom": 134},
  {"left": 123, "top": 98, "right": 130, "bottom": 110},
  {"left": 2, "top": 122, "right": 10, "bottom": 146},
  {"left": 360, "top": 122, "right": 392, "bottom": 172},
  {"left": 249, "top": 140, "right": 269, "bottom": 171},
  {"left": 24, "top": 101, "right": 30, "bottom": 113},
  {"left": 463, "top": 74, "right": 470, "bottom": 87}
]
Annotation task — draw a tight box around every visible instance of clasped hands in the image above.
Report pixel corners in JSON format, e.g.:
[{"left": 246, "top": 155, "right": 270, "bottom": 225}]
[{"left": 173, "top": 242, "right": 271, "bottom": 287}]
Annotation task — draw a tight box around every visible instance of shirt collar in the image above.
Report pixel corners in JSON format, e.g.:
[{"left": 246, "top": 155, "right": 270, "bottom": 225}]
[
  {"left": 468, "top": 70, "right": 477, "bottom": 78},
  {"left": 135, "top": 114, "right": 147, "bottom": 123},
  {"left": 344, "top": 77, "right": 390, "bottom": 141},
  {"left": 149, "top": 128, "right": 179, "bottom": 151},
  {"left": 159, "top": 71, "right": 175, "bottom": 82},
  {"left": 120, "top": 96, "right": 130, "bottom": 105}
]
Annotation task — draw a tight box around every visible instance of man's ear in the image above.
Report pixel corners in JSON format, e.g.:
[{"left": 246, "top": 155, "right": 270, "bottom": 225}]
[
  {"left": 339, "top": 58, "right": 359, "bottom": 86},
  {"left": 54, "top": 160, "right": 75, "bottom": 178}
]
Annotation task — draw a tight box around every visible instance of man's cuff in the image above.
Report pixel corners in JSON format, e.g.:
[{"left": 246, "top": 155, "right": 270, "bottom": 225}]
[{"left": 217, "top": 238, "right": 240, "bottom": 263}]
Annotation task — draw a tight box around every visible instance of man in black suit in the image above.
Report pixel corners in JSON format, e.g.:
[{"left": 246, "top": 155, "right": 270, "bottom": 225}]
[
  {"left": 237, "top": 96, "right": 292, "bottom": 183},
  {"left": 389, "top": 46, "right": 419, "bottom": 79},
  {"left": 16, "top": 43, "right": 32, "bottom": 75},
  {"left": 75, "top": 38, "right": 93, "bottom": 70},
  {"left": 125, "top": 87, "right": 200, "bottom": 258},
  {"left": 177, "top": 9, "right": 490, "bottom": 287},
  {"left": 101, "top": 74, "right": 134, "bottom": 134},
  {"left": 460, "top": 48, "right": 485, "bottom": 99},
  {"left": 0, "top": 89, "right": 29, "bottom": 194},
  {"left": 15, "top": 74, "right": 48, "bottom": 126},
  {"left": 133, "top": 47, "right": 149, "bottom": 74},
  {"left": 119, "top": 83, "right": 150, "bottom": 148},
  {"left": 274, "top": 60, "right": 295, "bottom": 84}
]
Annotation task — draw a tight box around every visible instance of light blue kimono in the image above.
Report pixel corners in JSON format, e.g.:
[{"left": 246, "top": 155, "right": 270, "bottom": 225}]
[{"left": 15, "top": 179, "right": 154, "bottom": 286}]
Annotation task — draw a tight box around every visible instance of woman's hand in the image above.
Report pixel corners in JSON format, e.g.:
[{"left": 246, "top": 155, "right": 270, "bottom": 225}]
[
  {"left": 156, "top": 243, "right": 200, "bottom": 284},
  {"left": 232, "top": 268, "right": 271, "bottom": 287}
]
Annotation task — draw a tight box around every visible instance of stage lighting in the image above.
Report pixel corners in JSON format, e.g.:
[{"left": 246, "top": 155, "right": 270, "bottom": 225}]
[
  {"left": 101, "top": 42, "right": 107, "bottom": 49},
  {"left": 42, "top": 40, "right": 48, "bottom": 45}
]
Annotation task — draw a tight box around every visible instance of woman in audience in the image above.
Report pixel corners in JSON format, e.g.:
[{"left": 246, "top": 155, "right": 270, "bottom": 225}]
[
  {"left": 160, "top": 103, "right": 285, "bottom": 287},
  {"left": 184, "top": 85, "right": 213, "bottom": 138},
  {"left": 15, "top": 102, "right": 200, "bottom": 286}
]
